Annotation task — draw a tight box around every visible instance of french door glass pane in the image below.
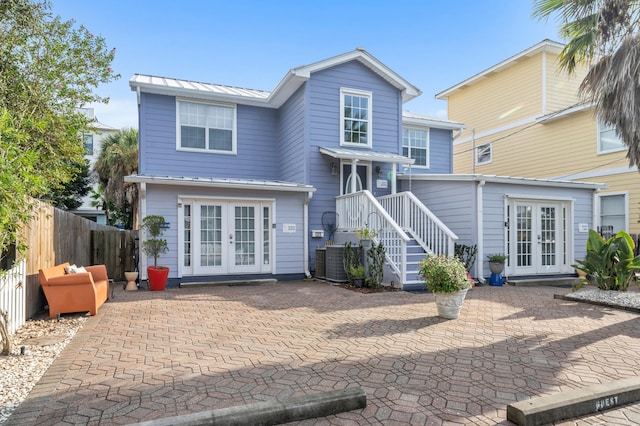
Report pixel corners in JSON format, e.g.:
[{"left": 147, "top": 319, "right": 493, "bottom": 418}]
[
  {"left": 184, "top": 205, "right": 191, "bottom": 267},
  {"left": 516, "top": 205, "right": 532, "bottom": 267},
  {"left": 540, "top": 207, "right": 556, "bottom": 267},
  {"left": 200, "top": 205, "right": 221, "bottom": 266},
  {"left": 235, "top": 207, "right": 255, "bottom": 266}
]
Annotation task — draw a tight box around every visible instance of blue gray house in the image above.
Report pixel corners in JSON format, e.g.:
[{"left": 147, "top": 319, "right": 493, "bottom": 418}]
[{"left": 127, "top": 49, "right": 604, "bottom": 289}]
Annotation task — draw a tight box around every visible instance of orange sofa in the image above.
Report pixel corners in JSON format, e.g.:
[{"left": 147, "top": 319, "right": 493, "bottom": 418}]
[{"left": 39, "top": 262, "right": 109, "bottom": 319}]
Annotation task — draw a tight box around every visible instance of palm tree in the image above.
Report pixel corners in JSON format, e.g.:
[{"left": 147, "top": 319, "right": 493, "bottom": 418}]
[
  {"left": 94, "top": 128, "right": 138, "bottom": 229},
  {"left": 533, "top": 0, "right": 640, "bottom": 168}
]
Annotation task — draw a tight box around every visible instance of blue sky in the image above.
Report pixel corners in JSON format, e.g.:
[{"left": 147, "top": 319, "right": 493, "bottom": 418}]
[{"left": 52, "top": 1, "right": 562, "bottom": 129}]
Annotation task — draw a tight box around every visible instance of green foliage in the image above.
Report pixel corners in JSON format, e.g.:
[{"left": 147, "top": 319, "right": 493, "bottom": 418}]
[
  {"left": 454, "top": 243, "right": 477, "bottom": 271},
  {"left": 0, "top": 0, "right": 118, "bottom": 270},
  {"left": 94, "top": 128, "right": 138, "bottom": 229},
  {"left": 355, "top": 227, "right": 378, "bottom": 240},
  {"left": 349, "top": 264, "right": 365, "bottom": 279},
  {"left": 141, "top": 215, "right": 168, "bottom": 268},
  {"left": 43, "top": 158, "right": 92, "bottom": 210},
  {"left": 365, "top": 241, "right": 385, "bottom": 289},
  {"left": 419, "top": 255, "right": 472, "bottom": 293},
  {"left": 342, "top": 241, "right": 361, "bottom": 282},
  {"left": 573, "top": 229, "right": 640, "bottom": 291},
  {"left": 487, "top": 253, "right": 508, "bottom": 263}
]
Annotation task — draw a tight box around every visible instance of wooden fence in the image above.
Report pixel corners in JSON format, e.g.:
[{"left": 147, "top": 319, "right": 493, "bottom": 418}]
[
  {"left": 0, "top": 260, "right": 26, "bottom": 334},
  {"left": 20, "top": 201, "right": 136, "bottom": 320}
]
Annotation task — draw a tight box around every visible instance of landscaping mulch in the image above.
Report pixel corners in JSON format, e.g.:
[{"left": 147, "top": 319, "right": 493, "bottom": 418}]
[{"left": 338, "top": 283, "right": 401, "bottom": 294}]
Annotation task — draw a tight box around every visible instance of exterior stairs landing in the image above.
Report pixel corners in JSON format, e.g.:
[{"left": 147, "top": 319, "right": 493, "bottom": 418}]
[{"left": 506, "top": 275, "right": 581, "bottom": 287}]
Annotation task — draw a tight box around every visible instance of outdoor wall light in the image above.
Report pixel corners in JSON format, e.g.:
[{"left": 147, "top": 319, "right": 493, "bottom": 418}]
[
  {"left": 375, "top": 166, "right": 382, "bottom": 177},
  {"left": 331, "top": 162, "right": 337, "bottom": 176}
]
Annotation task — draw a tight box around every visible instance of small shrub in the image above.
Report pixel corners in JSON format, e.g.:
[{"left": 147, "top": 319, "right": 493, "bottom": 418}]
[{"left": 419, "top": 255, "right": 472, "bottom": 293}]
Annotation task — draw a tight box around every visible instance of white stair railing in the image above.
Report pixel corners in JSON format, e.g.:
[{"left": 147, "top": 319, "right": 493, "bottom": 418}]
[
  {"left": 378, "top": 191, "right": 458, "bottom": 257},
  {"left": 336, "top": 191, "right": 410, "bottom": 283}
]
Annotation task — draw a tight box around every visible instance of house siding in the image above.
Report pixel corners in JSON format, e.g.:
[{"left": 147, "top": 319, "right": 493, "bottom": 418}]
[
  {"left": 305, "top": 60, "right": 404, "bottom": 250},
  {"left": 545, "top": 53, "right": 585, "bottom": 113},
  {"left": 278, "top": 85, "right": 306, "bottom": 182},
  {"left": 143, "top": 184, "right": 307, "bottom": 278},
  {"left": 448, "top": 54, "right": 543, "bottom": 143},
  {"left": 139, "top": 93, "right": 279, "bottom": 180},
  {"left": 401, "top": 180, "right": 476, "bottom": 244},
  {"left": 427, "top": 128, "right": 453, "bottom": 174}
]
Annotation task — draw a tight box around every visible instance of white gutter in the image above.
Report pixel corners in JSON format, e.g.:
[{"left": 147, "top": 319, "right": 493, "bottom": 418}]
[
  {"left": 476, "top": 180, "right": 486, "bottom": 283},
  {"left": 140, "top": 182, "right": 147, "bottom": 280},
  {"left": 303, "top": 191, "right": 313, "bottom": 279}
]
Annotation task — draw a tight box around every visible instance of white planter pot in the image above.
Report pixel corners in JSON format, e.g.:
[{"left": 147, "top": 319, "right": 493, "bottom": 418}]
[{"left": 434, "top": 289, "right": 468, "bottom": 319}]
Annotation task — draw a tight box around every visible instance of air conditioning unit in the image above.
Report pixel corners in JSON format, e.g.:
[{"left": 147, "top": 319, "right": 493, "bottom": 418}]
[{"left": 325, "top": 245, "right": 348, "bottom": 283}]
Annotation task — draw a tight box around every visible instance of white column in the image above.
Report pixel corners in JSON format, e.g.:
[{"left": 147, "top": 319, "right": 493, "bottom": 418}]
[
  {"left": 391, "top": 162, "right": 397, "bottom": 194},
  {"left": 350, "top": 159, "right": 358, "bottom": 193}
]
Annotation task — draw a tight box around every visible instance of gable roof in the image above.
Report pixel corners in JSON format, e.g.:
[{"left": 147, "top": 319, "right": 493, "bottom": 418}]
[
  {"left": 435, "top": 39, "right": 565, "bottom": 100},
  {"left": 130, "top": 48, "right": 421, "bottom": 108}
]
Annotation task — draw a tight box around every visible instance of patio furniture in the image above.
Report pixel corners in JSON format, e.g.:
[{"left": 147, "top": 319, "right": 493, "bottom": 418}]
[{"left": 38, "top": 262, "right": 109, "bottom": 319}]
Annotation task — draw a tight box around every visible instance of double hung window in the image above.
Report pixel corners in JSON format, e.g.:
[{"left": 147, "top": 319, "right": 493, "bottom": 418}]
[
  {"left": 178, "top": 100, "right": 236, "bottom": 153},
  {"left": 341, "top": 88, "right": 371, "bottom": 147},
  {"left": 598, "top": 122, "right": 625, "bottom": 153},
  {"left": 402, "top": 128, "right": 429, "bottom": 167}
]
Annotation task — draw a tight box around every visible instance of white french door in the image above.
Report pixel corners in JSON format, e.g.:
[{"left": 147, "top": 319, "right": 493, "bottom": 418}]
[
  {"left": 510, "top": 200, "right": 569, "bottom": 275},
  {"left": 180, "top": 199, "right": 272, "bottom": 276}
]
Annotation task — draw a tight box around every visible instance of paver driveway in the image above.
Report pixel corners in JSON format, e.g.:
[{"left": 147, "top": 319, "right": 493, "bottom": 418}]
[{"left": 7, "top": 282, "right": 640, "bottom": 425}]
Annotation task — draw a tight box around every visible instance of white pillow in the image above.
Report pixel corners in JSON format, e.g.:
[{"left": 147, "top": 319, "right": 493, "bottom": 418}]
[{"left": 65, "top": 265, "right": 87, "bottom": 274}]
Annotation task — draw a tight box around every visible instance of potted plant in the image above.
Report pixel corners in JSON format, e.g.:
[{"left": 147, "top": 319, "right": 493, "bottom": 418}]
[
  {"left": 419, "top": 254, "right": 472, "bottom": 319},
  {"left": 349, "top": 264, "right": 366, "bottom": 288},
  {"left": 141, "top": 215, "right": 169, "bottom": 291},
  {"left": 487, "top": 253, "right": 508, "bottom": 274},
  {"left": 455, "top": 243, "right": 477, "bottom": 286}
]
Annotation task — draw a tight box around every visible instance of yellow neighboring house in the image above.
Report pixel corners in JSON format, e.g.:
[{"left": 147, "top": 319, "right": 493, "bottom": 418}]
[{"left": 436, "top": 39, "right": 639, "bottom": 235}]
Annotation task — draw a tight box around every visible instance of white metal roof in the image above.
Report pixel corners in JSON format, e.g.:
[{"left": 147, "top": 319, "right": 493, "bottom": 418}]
[
  {"left": 435, "top": 39, "right": 565, "bottom": 100},
  {"left": 402, "top": 111, "right": 465, "bottom": 130},
  {"left": 124, "top": 174, "right": 315, "bottom": 192},
  {"left": 398, "top": 173, "right": 606, "bottom": 190},
  {"left": 536, "top": 102, "right": 593, "bottom": 124},
  {"left": 130, "top": 48, "right": 421, "bottom": 108},
  {"left": 320, "top": 147, "right": 415, "bottom": 165}
]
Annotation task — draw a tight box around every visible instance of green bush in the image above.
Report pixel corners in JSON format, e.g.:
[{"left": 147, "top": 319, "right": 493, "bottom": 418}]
[
  {"left": 419, "top": 255, "right": 472, "bottom": 293},
  {"left": 573, "top": 229, "right": 640, "bottom": 291}
]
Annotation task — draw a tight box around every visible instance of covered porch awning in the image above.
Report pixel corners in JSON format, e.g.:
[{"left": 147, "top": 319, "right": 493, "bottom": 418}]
[
  {"left": 320, "top": 147, "right": 414, "bottom": 194},
  {"left": 319, "top": 147, "right": 415, "bottom": 165}
]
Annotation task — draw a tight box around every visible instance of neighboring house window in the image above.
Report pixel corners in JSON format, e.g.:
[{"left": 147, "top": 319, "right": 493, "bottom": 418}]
[
  {"left": 476, "top": 143, "right": 492, "bottom": 165},
  {"left": 83, "top": 134, "right": 93, "bottom": 155},
  {"left": 598, "top": 122, "right": 625, "bottom": 153},
  {"left": 599, "top": 193, "right": 627, "bottom": 233},
  {"left": 402, "top": 127, "right": 429, "bottom": 167},
  {"left": 341, "top": 88, "right": 371, "bottom": 147},
  {"left": 177, "top": 100, "right": 236, "bottom": 154}
]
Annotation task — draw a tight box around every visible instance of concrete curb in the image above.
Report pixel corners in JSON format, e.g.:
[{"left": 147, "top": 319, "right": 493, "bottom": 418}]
[
  {"left": 127, "top": 387, "right": 366, "bottom": 426},
  {"left": 507, "top": 376, "right": 640, "bottom": 426}
]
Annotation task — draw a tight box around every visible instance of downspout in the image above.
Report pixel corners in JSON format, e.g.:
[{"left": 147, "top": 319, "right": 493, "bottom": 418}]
[
  {"left": 471, "top": 129, "right": 476, "bottom": 174},
  {"left": 140, "top": 182, "right": 147, "bottom": 280},
  {"left": 593, "top": 187, "right": 601, "bottom": 230},
  {"left": 303, "top": 191, "right": 313, "bottom": 279},
  {"left": 476, "top": 179, "right": 486, "bottom": 283}
]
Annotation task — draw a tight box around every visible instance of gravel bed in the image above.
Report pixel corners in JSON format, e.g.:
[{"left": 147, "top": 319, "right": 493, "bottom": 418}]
[
  {"left": 0, "top": 316, "right": 87, "bottom": 425},
  {"left": 562, "top": 288, "right": 640, "bottom": 311}
]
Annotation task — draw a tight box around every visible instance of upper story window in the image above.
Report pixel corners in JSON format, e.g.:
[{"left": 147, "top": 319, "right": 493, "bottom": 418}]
[
  {"left": 598, "top": 122, "right": 625, "bottom": 154},
  {"left": 476, "top": 142, "right": 492, "bottom": 165},
  {"left": 177, "top": 100, "right": 236, "bottom": 154},
  {"left": 402, "top": 127, "right": 429, "bottom": 168},
  {"left": 83, "top": 134, "right": 93, "bottom": 155},
  {"left": 341, "top": 88, "right": 371, "bottom": 147}
]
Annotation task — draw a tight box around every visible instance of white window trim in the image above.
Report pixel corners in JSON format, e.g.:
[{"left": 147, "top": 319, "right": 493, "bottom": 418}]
[
  {"left": 176, "top": 98, "right": 238, "bottom": 155},
  {"left": 340, "top": 88, "right": 372, "bottom": 148},
  {"left": 596, "top": 191, "right": 628, "bottom": 232},
  {"left": 476, "top": 142, "right": 492, "bottom": 165},
  {"left": 597, "top": 122, "right": 626, "bottom": 155},
  {"left": 402, "top": 126, "right": 430, "bottom": 169}
]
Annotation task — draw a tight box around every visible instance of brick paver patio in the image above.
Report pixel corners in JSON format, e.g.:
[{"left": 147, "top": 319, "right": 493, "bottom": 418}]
[{"left": 7, "top": 282, "right": 640, "bottom": 425}]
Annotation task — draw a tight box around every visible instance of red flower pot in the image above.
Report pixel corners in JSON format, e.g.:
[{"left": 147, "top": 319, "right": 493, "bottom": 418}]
[{"left": 147, "top": 266, "right": 169, "bottom": 291}]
